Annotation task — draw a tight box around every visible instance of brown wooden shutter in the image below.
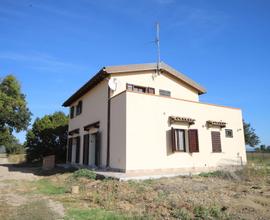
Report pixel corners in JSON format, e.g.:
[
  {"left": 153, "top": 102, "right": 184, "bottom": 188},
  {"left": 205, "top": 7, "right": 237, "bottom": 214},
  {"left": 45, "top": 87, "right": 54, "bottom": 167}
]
[
  {"left": 188, "top": 129, "right": 199, "bottom": 152},
  {"left": 67, "top": 138, "right": 72, "bottom": 162},
  {"left": 171, "top": 127, "right": 176, "bottom": 152},
  {"left": 211, "top": 131, "right": 222, "bottom": 152},
  {"left": 75, "top": 136, "right": 80, "bottom": 163},
  {"left": 83, "top": 134, "right": 89, "bottom": 165}
]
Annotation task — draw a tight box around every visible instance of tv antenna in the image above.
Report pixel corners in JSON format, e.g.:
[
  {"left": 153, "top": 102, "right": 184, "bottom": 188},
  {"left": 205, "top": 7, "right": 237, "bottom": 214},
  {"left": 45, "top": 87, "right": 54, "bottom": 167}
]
[{"left": 155, "top": 22, "right": 161, "bottom": 75}]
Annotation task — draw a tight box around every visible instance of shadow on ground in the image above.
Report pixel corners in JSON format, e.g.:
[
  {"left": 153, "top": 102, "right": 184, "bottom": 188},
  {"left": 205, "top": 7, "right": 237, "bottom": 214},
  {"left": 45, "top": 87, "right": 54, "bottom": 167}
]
[{"left": 0, "top": 163, "right": 77, "bottom": 176}]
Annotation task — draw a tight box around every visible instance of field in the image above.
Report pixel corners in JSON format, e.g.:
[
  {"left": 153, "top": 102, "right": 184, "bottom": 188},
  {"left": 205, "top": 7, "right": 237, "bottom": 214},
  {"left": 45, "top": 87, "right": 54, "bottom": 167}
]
[{"left": 0, "top": 153, "right": 269, "bottom": 220}]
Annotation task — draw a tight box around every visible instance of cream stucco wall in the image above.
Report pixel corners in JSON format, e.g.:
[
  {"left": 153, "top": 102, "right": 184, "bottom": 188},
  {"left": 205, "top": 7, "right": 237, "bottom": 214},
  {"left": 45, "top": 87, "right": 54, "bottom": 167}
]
[
  {"left": 110, "top": 70, "right": 199, "bottom": 101},
  {"left": 110, "top": 92, "right": 126, "bottom": 170},
  {"left": 66, "top": 70, "right": 246, "bottom": 173},
  {"left": 68, "top": 80, "right": 108, "bottom": 167},
  {"left": 124, "top": 91, "right": 246, "bottom": 171}
]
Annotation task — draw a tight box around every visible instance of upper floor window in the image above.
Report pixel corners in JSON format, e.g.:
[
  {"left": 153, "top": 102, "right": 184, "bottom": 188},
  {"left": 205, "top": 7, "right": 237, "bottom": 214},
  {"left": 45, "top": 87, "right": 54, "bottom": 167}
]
[
  {"left": 126, "top": 83, "right": 155, "bottom": 94},
  {"left": 159, "top": 89, "right": 171, "bottom": 97},
  {"left": 76, "top": 101, "right": 83, "bottom": 115},
  {"left": 70, "top": 106, "right": 75, "bottom": 119}
]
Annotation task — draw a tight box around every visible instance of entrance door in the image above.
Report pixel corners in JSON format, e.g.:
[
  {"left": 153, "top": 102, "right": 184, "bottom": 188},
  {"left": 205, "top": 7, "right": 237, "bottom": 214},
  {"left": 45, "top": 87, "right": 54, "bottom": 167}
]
[
  {"left": 94, "top": 132, "right": 101, "bottom": 167},
  {"left": 89, "top": 132, "right": 101, "bottom": 167},
  {"left": 83, "top": 134, "right": 90, "bottom": 165}
]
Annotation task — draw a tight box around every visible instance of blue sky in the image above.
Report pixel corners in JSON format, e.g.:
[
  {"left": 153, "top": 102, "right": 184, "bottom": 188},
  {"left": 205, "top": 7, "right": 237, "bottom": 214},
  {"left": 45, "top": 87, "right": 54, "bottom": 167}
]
[{"left": 0, "top": 0, "right": 269, "bottom": 147}]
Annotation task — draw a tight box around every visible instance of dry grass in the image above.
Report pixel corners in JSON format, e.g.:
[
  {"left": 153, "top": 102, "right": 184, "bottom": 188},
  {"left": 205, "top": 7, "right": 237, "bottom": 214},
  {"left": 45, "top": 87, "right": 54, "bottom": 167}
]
[{"left": 0, "top": 153, "right": 269, "bottom": 219}]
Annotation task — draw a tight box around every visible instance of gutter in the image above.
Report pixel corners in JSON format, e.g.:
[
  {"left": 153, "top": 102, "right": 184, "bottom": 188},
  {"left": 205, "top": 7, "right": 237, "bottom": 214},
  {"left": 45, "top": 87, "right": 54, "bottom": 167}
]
[{"left": 106, "top": 82, "right": 111, "bottom": 168}]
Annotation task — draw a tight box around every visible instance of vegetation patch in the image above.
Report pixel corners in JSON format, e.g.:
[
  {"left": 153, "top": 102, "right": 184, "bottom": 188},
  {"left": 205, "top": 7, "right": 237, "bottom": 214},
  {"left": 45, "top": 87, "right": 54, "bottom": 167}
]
[
  {"left": 72, "top": 168, "right": 97, "bottom": 180},
  {"left": 9, "top": 200, "right": 59, "bottom": 220},
  {"left": 34, "top": 179, "right": 67, "bottom": 195},
  {"left": 65, "top": 208, "right": 143, "bottom": 220}
]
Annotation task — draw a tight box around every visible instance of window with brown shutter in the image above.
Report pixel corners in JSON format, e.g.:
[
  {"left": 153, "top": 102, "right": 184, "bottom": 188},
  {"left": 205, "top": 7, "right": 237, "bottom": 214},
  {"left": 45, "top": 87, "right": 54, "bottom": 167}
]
[
  {"left": 211, "top": 131, "right": 222, "bottom": 152},
  {"left": 188, "top": 129, "right": 199, "bottom": 152},
  {"left": 171, "top": 128, "right": 176, "bottom": 152},
  {"left": 76, "top": 101, "right": 83, "bottom": 115},
  {"left": 147, "top": 87, "right": 155, "bottom": 94},
  {"left": 171, "top": 128, "right": 187, "bottom": 152},
  {"left": 70, "top": 106, "right": 74, "bottom": 119}
]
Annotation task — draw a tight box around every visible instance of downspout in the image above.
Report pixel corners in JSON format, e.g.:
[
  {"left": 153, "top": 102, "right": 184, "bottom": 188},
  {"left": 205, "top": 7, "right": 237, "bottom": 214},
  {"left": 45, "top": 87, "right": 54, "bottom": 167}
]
[{"left": 106, "top": 82, "right": 111, "bottom": 168}]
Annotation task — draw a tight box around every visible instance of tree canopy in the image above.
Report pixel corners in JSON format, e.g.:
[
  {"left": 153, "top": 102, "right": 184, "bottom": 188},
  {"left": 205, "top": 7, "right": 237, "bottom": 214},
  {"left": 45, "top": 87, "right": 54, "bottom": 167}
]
[
  {"left": 25, "top": 111, "right": 68, "bottom": 162},
  {"left": 0, "top": 75, "right": 31, "bottom": 149},
  {"left": 243, "top": 120, "right": 260, "bottom": 147}
]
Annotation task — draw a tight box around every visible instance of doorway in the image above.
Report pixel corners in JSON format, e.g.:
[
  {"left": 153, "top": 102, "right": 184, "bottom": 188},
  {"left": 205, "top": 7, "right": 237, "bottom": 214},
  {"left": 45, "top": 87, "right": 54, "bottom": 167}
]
[{"left": 83, "top": 132, "right": 101, "bottom": 167}]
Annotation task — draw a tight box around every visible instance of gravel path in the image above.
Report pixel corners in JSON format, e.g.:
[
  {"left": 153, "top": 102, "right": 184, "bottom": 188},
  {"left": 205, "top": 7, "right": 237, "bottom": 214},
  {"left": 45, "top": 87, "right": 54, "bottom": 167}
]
[{"left": 0, "top": 157, "right": 39, "bottom": 181}]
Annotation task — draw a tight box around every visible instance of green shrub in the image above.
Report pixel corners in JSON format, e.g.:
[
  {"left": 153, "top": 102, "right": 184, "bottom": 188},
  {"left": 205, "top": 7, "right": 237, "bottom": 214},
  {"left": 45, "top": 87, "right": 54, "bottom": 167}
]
[
  {"left": 194, "top": 205, "right": 210, "bottom": 219},
  {"left": 73, "top": 169, "right": 96, "bottom": 179},
  {"left": 171, "top": 208, "right": 192, "bottom": 220},
  {"left": 199, "top": 170, "right": 240, "bottom": 180}
]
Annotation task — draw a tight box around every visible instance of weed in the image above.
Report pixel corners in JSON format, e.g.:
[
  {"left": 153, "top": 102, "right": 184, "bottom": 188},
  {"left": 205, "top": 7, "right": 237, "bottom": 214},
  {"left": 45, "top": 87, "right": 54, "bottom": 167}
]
[
  {"left": 65, "top": 208, "right": 145, "bottom": 220},
  {"left": 73, "top": 168, "right": 96, "bottom": 179},
  {"left": 171, "top": 208, "right": 192, "bottom": 220},
  {"left": 34, "top": 179, "right": 67, "bottom": 195}
]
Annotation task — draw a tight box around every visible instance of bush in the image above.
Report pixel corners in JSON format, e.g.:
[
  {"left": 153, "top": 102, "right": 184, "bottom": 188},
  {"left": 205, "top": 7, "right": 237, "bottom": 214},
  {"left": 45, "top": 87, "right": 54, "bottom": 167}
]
[
  {"left": 73, "top": 169, "right": 96, "bottom": 179},
  {"left": 171, "top": 208, "right": 192, "bottom": 220},
  {"left": 199, "top": 170, "right": 240, "bottom": 180}
]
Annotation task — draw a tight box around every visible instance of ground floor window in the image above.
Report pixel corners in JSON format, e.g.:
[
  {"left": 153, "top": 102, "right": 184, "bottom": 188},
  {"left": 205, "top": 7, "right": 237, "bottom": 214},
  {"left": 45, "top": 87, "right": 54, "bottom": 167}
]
[
  {"left": 211, "top": 131, "right": 222, "bottom": 152},
  {"left": 172, "top": 129, "right": 186, "bottom": 152},
  {"left": 171, "top": 128, "right": 199, "bottom": 153}
]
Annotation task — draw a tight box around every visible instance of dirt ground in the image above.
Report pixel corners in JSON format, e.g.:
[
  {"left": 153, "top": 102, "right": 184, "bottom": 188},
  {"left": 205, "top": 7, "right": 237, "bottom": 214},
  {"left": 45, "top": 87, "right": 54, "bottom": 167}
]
[
  {"left": 0, "top": 154, "right": 269, "bottom": 220},
  {"left": 0, "top": 157, "right": 65, "bottom": 220}
]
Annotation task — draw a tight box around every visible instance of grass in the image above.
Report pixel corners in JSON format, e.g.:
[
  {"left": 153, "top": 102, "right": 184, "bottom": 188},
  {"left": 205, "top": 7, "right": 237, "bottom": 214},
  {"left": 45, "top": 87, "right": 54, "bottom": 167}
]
[
  {"left": 73, "top": 168, "right": 96, "bottom": 179},
  {"left": 65, "top": 208, "right": 146, "bottom": 220},
  {"left": 8, "top": 154, "right": 26, "bottom": 164},
  {"left": 9, "top": 200, "right": 59, "bottom": 220},
  {"left": 1, "top": 153, "right": 270, "bottom": 220},
  {"left": 247, "top": 152, "right": 270, "bottom": 166},
  {"left": 34, "top": 178, "right": 67, "bottom": 195}
]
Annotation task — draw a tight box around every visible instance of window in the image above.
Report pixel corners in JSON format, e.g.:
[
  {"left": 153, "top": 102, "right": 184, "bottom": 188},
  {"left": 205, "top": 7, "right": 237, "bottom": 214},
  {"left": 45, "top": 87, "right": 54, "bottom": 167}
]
[
  {"left": 126, "top": 83, "right": 155, "bottom": 94},
  {"left": 70, "top": 106, "right": 74, "bottom": 119},
  {"left": 76, "top": 101, "right": 83, "bottom": 115},
  {"left": 188, "top": 129, "right": 199, "bottom": 152},
  {"left": 147, "top": 87, "right": 155, "bottom": 94},
  {"left": 225, "top": 129, "right": 233, "bottom": 138},
  {"left": 171, "top": 128, "right": 199, "bottom": 153},
  {"left": 159, "top": 89, "right": 171, "bottom": 97},
  {"left": 171, "top": 128, "right": 187, "bottom": 152},
  {"left": 126, "top": 83, "right": 134, "bottom": 91},
  {"left": 211, "top": 131, "right": 222, "bottom": 152},
  {"left": 133, "top": 85, "right": 147, "bottom": 93}
]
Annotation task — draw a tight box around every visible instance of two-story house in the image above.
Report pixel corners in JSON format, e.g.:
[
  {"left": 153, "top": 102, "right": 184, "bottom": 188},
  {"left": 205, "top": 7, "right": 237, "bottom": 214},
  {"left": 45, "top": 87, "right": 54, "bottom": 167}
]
[{"left": 63, "top": 62, "right": 246, "bottom": 173}]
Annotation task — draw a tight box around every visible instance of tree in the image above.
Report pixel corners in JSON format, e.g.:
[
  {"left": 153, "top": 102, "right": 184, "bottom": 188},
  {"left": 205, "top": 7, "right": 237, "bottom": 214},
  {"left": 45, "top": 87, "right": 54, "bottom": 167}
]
[
  {"left": 260, "top": 144, "right": 266, "bottom": 152},
  {"left": 243, "top": 120, "right": 260, "bottom": 147},
  {"left": 0, "top": 75, "right": 31, "bottom": 148},
  {"left": 25, "top": 112, "right": 68, "bottom": 163}
]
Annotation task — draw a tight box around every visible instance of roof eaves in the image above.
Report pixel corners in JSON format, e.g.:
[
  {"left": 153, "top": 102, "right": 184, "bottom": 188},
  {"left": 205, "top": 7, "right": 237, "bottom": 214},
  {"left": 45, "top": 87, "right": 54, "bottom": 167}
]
[
  {"left": 62, "top": 68, "right": 108, "bottom": 107},
  {"left": 160, "top": 62, "right": 207, "bottom": 94}
]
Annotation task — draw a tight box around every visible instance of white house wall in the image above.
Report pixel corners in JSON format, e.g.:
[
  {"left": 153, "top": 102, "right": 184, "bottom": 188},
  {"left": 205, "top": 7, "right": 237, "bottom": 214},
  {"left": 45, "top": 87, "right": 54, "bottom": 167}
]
[
  {"left": 110, "top": 92, "right": 127, "bottom": 170},
  {"left": 68, "top": 80, "right": 108, "bottom": 167},
  {"left": 125, "top": 91, "right": 246, "bottom": 172},
  {"left": 110, "top": 70, "right": 199, "bottom": 101}
]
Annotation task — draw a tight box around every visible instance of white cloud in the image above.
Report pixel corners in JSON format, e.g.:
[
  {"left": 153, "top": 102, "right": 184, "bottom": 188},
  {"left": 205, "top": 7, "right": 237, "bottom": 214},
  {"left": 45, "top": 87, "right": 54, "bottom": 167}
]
[{"left": 0, "top": 51, "right": 88, "bottom": 74}]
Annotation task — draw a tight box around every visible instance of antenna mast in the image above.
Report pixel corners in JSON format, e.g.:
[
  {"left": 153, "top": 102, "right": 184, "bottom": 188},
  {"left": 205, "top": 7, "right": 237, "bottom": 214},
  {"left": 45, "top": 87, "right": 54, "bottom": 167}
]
[{"left": 156, "top": 22, "right": 161, "bottom": 74}]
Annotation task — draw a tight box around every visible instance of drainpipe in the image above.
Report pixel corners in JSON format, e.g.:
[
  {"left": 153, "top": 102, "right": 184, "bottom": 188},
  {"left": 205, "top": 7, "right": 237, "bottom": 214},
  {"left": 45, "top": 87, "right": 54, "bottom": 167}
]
[{"left": 106, "top": 84, "right": 111, "bottom": 168}]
